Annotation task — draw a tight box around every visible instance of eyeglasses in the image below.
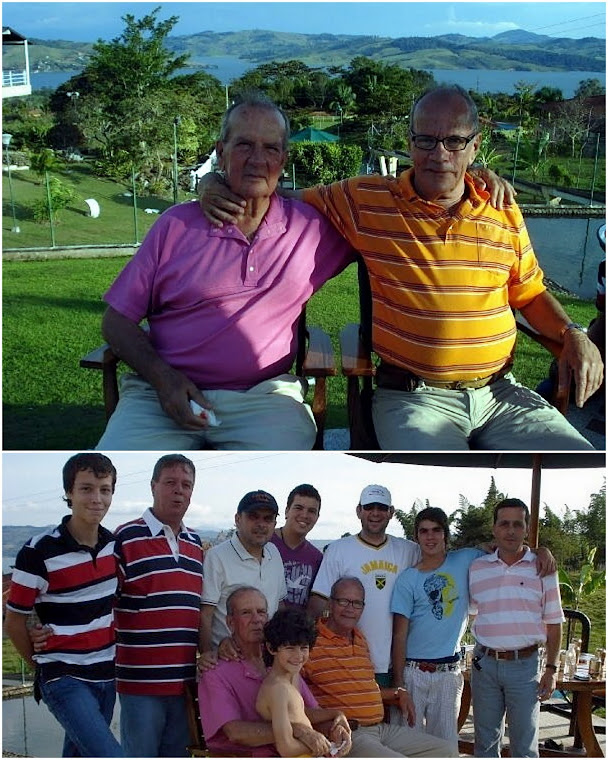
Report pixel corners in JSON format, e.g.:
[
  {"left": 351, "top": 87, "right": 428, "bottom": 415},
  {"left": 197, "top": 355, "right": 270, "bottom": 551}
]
[
  {"left": 360, "top": 503, "right": 390, "bottom": 512},
  {"left": 331, "top": 597, "right": 365, "bottom": 609},
  {"left": 410, "top": 132, "right": 478, "bottom": 152}
]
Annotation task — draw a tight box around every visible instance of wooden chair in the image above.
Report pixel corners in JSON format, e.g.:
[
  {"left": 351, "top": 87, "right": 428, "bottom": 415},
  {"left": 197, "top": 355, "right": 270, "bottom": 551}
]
[
  {"left": 541, "top": 608, "right": 592, "bottom": 751},
  {"left": 80, "top": 308, "right": 336, "bottom": 449},
  {"left": 185, "top": 681, "right": 208, "bottom": 757},
  {"left": 340, "top": 258, "right": 571, "bottom": 450}
]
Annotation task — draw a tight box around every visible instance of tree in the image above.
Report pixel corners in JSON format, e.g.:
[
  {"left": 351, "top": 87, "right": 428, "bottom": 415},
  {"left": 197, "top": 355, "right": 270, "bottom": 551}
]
[
  {"left": 535, "top": 86, "right": 563, "bottom": 105},
  {"left": 576, "top": 481, "right": 606, "bottom": 565},
  {"left": 551, "top": 97, "right": 594, "bottom": 159},
  {"left": 29, "top": 148, "right": 63, "bottom": 179},
  {"left": 475, "top": 130, "right": 504, "bottom": 170},
  {"left": 86, "top": 7, "right": 190, "bottom": 103},
  {"left": 574, "top": 78, "right": 606, "bottom": 99},
  {"left": 329, "top": 82, "right": 357, "bottom": 120},
  {"left": 450, "top": 479, "right": 505, "bottom": 548},
  {"left": 394, "top": 499, "right": 428, "bottom": 540},
  {"left": 343, "top": 57, "right": 433, "bottom": 117},
  {"left": 517, "top": 131, "right": 551, "bottom": 181},
  {"left": 558, "top": 547, "right": 605, "bottom": 610},
  {"left": 49, "top": 8, "right": 224, "bottom": 187}
]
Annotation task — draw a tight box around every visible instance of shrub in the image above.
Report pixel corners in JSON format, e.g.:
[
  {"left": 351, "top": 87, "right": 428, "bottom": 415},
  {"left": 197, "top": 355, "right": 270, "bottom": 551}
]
[
  {"left": 31, "top": 176, "right": 77, "bottom": 224},
  {"left": 289, "top": 142, "right": 363, "bottom": 186}
]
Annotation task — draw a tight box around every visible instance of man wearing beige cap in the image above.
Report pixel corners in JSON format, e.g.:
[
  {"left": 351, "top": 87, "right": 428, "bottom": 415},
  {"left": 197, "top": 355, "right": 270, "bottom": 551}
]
[{"left": 308, "top": 485, "right": 420, "bottom": 685}]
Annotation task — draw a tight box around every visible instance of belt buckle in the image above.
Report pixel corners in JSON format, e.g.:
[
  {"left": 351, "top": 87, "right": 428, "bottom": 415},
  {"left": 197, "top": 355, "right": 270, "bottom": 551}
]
[
  {"left": 451, "top": 380, "right": 466, "bottom": 390},
  {"left": 419, "top": 662, "right": 436, "bottom": 673}
]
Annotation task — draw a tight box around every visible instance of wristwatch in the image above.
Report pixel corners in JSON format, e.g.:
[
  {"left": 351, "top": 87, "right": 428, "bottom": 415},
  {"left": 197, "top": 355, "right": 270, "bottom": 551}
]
[
  {"left": 559, "top": 322, "right": 585, "bottom": 340},
  {"left": 545, "top": 663, "right": 558, "bottom": 672}
]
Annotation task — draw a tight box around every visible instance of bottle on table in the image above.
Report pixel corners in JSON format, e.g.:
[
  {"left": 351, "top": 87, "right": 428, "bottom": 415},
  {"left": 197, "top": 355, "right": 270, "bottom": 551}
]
[{"left": 564, "top": 643, "right": 578, "bottom": 679}]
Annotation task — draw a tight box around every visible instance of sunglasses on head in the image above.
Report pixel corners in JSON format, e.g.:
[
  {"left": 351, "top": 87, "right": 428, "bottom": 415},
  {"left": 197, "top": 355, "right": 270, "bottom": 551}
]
[{"left": 361, "top": 503, "right": 390, "bottom": 512}]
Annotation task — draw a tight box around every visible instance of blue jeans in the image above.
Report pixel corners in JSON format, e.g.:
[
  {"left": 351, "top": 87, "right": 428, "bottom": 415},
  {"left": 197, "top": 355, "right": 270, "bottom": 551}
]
[
  {"left": 471, "top": 646, "right": 540, "bottom": 757},
  {"left": 119, "top": 693, "right": 190, "bottom": 757},
  {"left": 39, "top": 676, "right": 123, "bottom": 757}
]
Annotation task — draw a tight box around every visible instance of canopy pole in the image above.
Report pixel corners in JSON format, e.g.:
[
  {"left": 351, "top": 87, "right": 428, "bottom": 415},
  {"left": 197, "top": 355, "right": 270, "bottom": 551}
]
[{"left": 529, "top": 454, "right": 541, "bottom": 548}]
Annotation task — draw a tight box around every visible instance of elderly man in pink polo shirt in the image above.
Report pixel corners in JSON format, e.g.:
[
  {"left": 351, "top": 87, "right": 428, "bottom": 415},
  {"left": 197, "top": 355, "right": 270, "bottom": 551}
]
[{"left": 96, "top": 92, "right": 354, "bottom": 450}]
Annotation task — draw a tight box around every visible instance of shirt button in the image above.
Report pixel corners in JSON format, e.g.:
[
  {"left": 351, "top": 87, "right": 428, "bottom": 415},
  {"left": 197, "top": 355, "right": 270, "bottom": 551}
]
[{"left": 249, "top": 266, "right": 255, "bottom": 272}]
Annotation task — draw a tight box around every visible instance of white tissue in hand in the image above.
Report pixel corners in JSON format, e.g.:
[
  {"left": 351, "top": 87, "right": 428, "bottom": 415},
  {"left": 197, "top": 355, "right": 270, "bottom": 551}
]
[
  {"left": 329, "top": 740, "right": 347, "bottom": 757},
  {"left": 189, "top": 400, "right": 220, "bottom": 426}
]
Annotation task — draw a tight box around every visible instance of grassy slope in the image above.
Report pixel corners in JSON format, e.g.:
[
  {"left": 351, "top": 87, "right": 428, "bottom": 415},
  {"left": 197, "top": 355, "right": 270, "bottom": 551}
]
[{"left": 2, "top": 165, "right": 179, "bottom": 249}]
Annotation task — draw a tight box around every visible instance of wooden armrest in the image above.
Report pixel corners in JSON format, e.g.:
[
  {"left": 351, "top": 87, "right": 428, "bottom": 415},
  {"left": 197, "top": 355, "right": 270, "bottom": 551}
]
[
  {"left": 302, "top": 326, "right": 337, "bottom": 377},
  {"left": 80, "top": 343, "right": 119, "bottom": 370},
  {"left": 340, "top": 322, "right": 375, "bottom": 377}
]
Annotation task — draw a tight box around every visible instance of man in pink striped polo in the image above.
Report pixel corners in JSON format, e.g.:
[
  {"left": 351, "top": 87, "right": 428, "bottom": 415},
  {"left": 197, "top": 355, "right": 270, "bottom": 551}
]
[{"left": 468, "top": 498, "right": 564, "bottom": 757}]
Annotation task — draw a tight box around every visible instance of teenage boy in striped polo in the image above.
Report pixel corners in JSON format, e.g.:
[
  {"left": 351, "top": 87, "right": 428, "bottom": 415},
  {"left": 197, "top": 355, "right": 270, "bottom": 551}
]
[
  {"left": 469, "top": 498, "right": 564, "bottom": 757},
  {"left": 5, "top": 453, "right": 122, "bottom": 758}
]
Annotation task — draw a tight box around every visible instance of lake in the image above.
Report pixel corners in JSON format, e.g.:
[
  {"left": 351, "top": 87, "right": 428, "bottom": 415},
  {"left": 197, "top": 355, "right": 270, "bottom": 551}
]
[{"left": 31, "top": 63, "right": 605, "bottom": 98}]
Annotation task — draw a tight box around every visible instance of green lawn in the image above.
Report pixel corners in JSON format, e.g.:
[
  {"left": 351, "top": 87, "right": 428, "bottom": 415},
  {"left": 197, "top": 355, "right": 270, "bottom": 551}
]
[
  {"left": 2, "top": 163, "right": 191, "bottom": 250},
  {"left": 2, "top": 253, "right": 597, "bottom": 450}
]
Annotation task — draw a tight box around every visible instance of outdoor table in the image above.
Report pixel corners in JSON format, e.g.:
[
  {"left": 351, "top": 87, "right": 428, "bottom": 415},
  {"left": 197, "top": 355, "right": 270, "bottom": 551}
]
[{"left": 458, "top": 668, "right": 605, "bottom": 757}]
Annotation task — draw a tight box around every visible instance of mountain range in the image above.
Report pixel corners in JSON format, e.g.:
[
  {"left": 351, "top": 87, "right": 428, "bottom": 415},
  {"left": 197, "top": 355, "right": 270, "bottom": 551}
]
[
  {"left": 2, "top": 525, "right": 334, "bottom": 570},
  {"left": 8, "top": 28, "right": 605, "bottom": 74}
]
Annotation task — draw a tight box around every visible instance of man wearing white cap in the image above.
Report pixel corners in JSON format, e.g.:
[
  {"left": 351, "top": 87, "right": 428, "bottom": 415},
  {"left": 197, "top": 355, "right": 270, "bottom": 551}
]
[{"left": 308, "top": 485, "right": 420, "bottom": 685}]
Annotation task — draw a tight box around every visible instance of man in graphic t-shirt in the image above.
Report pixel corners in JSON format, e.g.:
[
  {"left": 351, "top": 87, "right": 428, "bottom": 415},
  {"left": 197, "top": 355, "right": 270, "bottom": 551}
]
[{"left": 271, "top": 483, "right": 323, "bottom": 608}]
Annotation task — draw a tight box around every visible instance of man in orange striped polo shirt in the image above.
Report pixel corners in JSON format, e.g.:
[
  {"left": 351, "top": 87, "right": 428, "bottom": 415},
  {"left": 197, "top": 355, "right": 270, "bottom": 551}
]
[
  {"left": 299, "top": 86, "right": 602, "bottom": 450},
  {"left": 302, "top": 576, "right": 456, "bottom": 757}
]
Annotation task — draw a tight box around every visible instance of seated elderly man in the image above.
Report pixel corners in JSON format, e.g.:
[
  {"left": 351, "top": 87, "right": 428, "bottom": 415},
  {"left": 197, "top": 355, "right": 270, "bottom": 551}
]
[
  {"left": 302, "top": 576, "right": 456, "bottom": 758},
  {"left": 198, "top": 586, "right": 351, "bottom": 757},
  {"left": 201, "top": 85, "right": 603, "bottom": 451},
  {"left": 96, "top": 92, "right": 354, "bottom": 450}
]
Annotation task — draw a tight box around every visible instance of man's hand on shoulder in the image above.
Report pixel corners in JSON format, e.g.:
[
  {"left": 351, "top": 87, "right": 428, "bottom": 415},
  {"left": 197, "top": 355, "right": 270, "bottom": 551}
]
[
  {"left": 469, "top": 166, "right": 516, "bottom": 210},
  {"left": 197, "top": 172, "right": 246, "bottom": 227},
  {"left": 534, "top": 546, "right": 556, "bottom": 577}
]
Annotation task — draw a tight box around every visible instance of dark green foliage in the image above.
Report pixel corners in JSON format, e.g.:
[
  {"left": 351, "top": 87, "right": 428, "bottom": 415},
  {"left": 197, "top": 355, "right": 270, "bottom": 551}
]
[
  {"left": 46, "top": 8, "right": 225, "bottom": 185},
  {"left": 289, "top": 142, "right": 363, "bottom": 185},
  {"left": 574, "top": 78, "right": 606, "bottom": 98},
  {"left": 342, "top": 57, "right": 434, "bottom": 116}
]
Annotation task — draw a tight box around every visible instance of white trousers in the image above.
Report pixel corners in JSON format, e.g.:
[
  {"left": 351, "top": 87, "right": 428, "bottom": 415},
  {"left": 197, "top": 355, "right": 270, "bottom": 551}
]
[{"left": 394, "top": 666, "right": 464, "bottom": 757}]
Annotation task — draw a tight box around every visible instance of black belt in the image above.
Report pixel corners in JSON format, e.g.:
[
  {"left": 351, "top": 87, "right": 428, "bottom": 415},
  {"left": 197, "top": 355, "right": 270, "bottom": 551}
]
[{"left": 375, "top": 361, "right": 512, "bottom": 392}]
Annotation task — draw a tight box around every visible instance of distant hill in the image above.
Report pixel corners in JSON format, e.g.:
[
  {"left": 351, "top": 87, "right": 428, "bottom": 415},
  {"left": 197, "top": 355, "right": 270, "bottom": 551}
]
[
  {"left": 4, "top": 28, "right": 604, "bottom": 74},
  {"left": 2, "top": 525, "right": 335, "bottom": 569}
]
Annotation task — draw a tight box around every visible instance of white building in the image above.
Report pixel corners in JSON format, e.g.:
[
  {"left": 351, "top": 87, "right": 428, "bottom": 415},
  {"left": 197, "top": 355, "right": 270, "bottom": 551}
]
[{"left": 2, "top": 26, "right": 32, "bottom": 99}]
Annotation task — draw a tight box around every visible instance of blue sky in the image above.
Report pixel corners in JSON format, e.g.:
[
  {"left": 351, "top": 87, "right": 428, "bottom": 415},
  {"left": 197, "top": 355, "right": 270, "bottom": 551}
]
[
  {"left": 2, "top": 452, "right": 604, "bottom": 538},
  {"left": 2, "top": 2, "right": 605, "bottom": 42}
]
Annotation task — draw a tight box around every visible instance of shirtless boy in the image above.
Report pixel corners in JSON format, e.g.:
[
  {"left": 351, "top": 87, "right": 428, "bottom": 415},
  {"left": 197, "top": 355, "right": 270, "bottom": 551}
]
[{"left": 257, "top": 608, "right": 345, "bottom": 757}]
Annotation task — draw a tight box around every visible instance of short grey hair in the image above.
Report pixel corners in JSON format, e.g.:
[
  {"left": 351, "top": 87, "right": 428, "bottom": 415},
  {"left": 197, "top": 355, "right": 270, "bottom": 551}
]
[
  {"left": 226, "top": 585, "right": 267, "bottom": 616},
  {"left": 219, "top": 90, "right": 290, "bottom": 150},
  {"left": 330, "top": 576, "right": 365, "bottom": 600},
  {"left": 410, "top": 84, "right": 479, "bottom": 134}
]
